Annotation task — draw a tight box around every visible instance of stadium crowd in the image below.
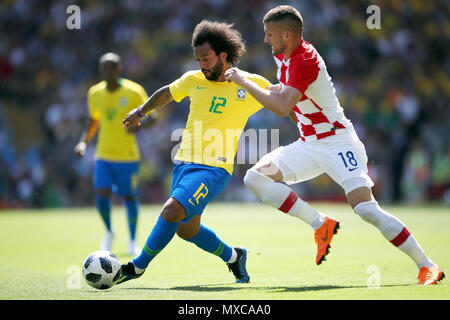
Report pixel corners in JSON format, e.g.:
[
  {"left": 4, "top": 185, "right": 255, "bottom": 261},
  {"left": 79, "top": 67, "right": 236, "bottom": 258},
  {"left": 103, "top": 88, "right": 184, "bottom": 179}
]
[{"left": 0, "top": 0, "right": 448, "bottom": 209}]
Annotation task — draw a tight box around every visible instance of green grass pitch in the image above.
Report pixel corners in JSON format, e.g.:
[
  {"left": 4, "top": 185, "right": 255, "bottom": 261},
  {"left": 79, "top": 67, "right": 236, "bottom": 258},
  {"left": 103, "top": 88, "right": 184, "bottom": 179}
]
[{"left": 0, "top": 202, "right": 448, "bottom": 300}]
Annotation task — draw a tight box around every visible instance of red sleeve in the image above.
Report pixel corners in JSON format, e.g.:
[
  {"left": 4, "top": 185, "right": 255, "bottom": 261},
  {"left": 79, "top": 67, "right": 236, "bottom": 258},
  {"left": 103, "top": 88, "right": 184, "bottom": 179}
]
[{"left": 286, "top": 55, "right": 320, "bottom": 93}]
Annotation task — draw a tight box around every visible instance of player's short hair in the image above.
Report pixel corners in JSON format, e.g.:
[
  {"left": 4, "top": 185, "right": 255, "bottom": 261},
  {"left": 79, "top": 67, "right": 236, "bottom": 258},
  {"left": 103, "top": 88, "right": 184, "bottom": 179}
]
[
  {"left": 263, "top": 5, "right": 303, "bottom": 35},
  {"left": 191, "top": 20, "right": 246, "bottom": 65}
]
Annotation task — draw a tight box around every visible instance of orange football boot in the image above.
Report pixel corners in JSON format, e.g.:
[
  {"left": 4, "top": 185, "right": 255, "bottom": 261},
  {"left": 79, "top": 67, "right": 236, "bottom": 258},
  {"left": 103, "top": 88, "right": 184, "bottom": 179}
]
[
  {"left": 417, "top": 265, "right": 445, "bottom": 285},
  {"left": 314, "top": 216, "right": 340, "bottom": 265}
]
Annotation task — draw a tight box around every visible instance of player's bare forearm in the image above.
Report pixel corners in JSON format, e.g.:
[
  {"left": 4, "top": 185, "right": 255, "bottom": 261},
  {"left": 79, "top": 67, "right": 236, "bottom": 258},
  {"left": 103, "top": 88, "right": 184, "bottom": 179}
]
[
  {"left": 123, "top": 85, "right": 173, "bottom": 128},
  {"left": 80, "top": 118, "right": 99, "bottom": 144},
  {"left": 244, "top": 80, "right": 286, "bottom": 116},
  {"left": 236, "top": 77, "right": 295, "bottom": 117},
  {"left": 140, "top": 85, "right": 173, "bottom": 115},
  {"left": 75, "top": 118, "right": 98, "bottom": 156},
  {"left": 224, "top": 67, "right": 301, "bottom": 117}
]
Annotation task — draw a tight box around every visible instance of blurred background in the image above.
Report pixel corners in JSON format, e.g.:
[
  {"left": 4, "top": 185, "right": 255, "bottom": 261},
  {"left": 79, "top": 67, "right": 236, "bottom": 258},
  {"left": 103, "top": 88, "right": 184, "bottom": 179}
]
[{"left": 0, "top": 0, "right": 448, "bottom": 209}]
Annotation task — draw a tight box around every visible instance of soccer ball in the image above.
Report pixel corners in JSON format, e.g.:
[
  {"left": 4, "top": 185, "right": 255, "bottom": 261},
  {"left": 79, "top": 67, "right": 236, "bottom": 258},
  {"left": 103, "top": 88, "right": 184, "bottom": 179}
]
[{"left": 82, "top": 250, "right": 121, "bottom": 290}]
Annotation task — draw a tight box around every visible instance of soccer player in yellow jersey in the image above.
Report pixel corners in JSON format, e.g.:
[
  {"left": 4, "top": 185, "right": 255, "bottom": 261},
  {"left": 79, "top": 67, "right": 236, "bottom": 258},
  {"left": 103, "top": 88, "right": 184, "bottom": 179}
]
[
  {"left": 75, "top": 53, "right": 151, "bottom": 256},
  {"left": 117, "top": 20, "right": 271, "bottom": 284}
]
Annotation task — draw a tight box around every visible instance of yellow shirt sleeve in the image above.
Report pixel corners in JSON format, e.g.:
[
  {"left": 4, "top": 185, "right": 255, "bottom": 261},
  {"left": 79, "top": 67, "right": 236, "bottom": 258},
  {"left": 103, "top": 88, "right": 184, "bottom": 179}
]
[
  {"left": 243, "top": 73, "right": 272, "bottom": 115},
  {"left": 169, "top": 71, "right": 195, "bottom": 102},
  {"left": 249, "top": 73, "right": 272, "bottom": 90},
  {"left": 87, "top": 86, "right": 101, "bottom": 120},
  {"left": 132, "top": 83, "right": 149, "bottom": 115}
]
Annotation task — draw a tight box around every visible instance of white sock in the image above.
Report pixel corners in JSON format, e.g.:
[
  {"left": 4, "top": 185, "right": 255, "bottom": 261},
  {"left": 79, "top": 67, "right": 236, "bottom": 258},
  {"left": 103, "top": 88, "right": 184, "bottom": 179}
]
[
  {"left": 354, "top": 200, "right": 434, "bottom": 269},
  {"left": 227, "top": 248, "right": 237, "bottom": 264},
  {"left": 287, "top": 198, "right": 326, "bottom": 230},
  {"left": 398, "top": 236, "right": 434, "bottom": 269},
  {"left": 134, "top": 264, "right": 145, "bottom": 274},
  {"left": 244, "top": 169, "right": 325, "bottom": 230}
]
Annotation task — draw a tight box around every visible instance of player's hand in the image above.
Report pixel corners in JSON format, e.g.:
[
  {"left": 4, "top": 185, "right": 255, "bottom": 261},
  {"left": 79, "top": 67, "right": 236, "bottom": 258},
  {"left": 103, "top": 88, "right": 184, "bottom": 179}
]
[
  {"left": 267, "top": 83, "right": 282, "bottom": 92},
  {"left": 74, "top": 141, "right": 87, "bottom": 157},
  {"left": 123, "top": 108, "right": 142, "bottom": 128},
  {"left": 224, "top": 67, "right": 246, "bottom": 86}
]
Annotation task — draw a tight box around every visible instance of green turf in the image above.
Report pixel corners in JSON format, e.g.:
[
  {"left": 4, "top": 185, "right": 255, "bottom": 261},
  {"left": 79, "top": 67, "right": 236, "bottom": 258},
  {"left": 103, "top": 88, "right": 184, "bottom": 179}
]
[{"left": 0, "top": 202, "right": 448, "bottom": 300}]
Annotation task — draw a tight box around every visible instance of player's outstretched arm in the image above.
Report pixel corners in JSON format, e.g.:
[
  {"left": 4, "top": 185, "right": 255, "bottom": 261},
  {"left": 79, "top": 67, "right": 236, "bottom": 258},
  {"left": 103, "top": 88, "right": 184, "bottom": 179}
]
[
  {"left": 225, "top": 67, "right": 302, "bottom": 117},
  {"left": 123, "top": 85, "right": 173, "bottom": 128}
]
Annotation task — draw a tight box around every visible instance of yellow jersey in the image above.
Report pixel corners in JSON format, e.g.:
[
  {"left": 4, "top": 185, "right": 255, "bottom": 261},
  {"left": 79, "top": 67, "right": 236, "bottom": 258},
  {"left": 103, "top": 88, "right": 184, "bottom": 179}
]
[
  {"left": 169, "top": 70, "right": 271, "bottom": 174},
  {"left": 87, "top": 78, "right": 148, "bottom": 162}
]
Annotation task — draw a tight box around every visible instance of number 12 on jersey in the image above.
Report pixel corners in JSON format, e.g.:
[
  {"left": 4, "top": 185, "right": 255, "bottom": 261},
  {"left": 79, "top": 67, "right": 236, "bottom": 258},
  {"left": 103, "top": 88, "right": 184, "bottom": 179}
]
[{"left": 209, "top": 96, "right": 227, "bottom": 114}]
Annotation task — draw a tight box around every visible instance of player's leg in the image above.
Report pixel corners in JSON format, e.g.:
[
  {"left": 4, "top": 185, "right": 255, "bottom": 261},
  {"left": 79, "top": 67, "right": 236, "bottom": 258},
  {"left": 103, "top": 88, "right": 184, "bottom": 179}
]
[
  {"left": 117, "top": 162, "right": 238, "bottom": 284},
  {"left": 96, "top": 188, "right": 113, "bottom": 231},
  {"left": 123, "top": 195, "right": 139, "bottom": 255},
  {"left": 348, "top": 187, "right": 444, "bottom": 285},
  {"left": 321, "top": 132, "right": 444, "bottom": 284},
  {"left": 244, "top": 143, "right": 328, "bottom": 230},
  {"left": 177, "top": 215, "right": 236, "bottom": 263},
  {"left": 244, "top": 160, "right": 327, "bottom": 230},
  {"left": 134, "top": 197, "right": 185, "bottom": 268},
  {"left": 114, "top": 161, "right": 140, "bottom": 256},
  {"left": 244, "top": 142, "right": 339, "bottom": 265},
  {"left": 93, "top": 160, "right": 114, "bottom": 250},
  {"left": 172, "top": 164, "right": 249, "bottom": 283},
  {"left": 127, "top": 162, "right": 193, "bottom": 273},
  {"left": 117, "top": 197, "right": 185, "bottom": 284},
  {"left": 177, "top": 215, "right": 249, "bottom": 283}
]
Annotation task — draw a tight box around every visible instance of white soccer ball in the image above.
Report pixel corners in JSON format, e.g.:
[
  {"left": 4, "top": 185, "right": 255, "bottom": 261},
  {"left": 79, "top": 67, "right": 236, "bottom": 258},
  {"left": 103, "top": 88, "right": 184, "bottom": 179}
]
[{"left": 82, "top": 250, "right": 121, "bottom": 290}]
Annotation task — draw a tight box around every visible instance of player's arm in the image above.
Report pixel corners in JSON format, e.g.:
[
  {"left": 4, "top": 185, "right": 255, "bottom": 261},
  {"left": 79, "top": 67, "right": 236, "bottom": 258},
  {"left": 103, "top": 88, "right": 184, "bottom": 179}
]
[
  {"left": 266, "top": 82, "right": 298, "bottom": 125},
  {"left": 123, "top": 85, "right": 173, "bottom": 128},
  {"left": 225, "top": 67, "right": 302, "bottom": 117},
  {"left": 74, "top": 117, "right": 99, "bottom": 157}
]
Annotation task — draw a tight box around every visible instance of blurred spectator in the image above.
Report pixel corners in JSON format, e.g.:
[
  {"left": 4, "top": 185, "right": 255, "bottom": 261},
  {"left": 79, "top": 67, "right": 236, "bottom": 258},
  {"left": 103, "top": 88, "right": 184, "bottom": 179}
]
[
  {"left": 0, "top": 0, "right": 448, "bottom": 209},
  {"left": 401, "top": 140, "right": 431, "bottom": 203}
]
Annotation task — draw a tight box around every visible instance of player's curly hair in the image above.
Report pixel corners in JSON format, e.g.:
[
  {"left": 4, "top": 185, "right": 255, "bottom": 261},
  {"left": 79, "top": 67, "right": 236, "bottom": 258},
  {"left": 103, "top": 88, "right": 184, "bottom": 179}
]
[
  {"left": 191, "top": 20, "right": 246, "bottom": 65},
  {"left": 263, "top": 5, "right": 303, "bottom": 35}
]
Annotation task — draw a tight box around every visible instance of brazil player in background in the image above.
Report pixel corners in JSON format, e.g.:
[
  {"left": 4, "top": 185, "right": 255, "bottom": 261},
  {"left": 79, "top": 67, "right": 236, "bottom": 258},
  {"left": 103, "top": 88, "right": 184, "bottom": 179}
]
[
  {"left": 75, "top": 53, "right": 152, "bottom": 256},
  {"left": 117, "top": 20, "right": 272, "bottom": 284}
]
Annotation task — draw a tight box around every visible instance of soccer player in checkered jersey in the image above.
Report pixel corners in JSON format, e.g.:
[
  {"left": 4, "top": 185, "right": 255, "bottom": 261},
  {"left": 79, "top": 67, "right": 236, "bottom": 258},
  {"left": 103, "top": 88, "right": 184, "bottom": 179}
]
[{"left": 225, "top": 5, "right": 444, "bottom": 285}]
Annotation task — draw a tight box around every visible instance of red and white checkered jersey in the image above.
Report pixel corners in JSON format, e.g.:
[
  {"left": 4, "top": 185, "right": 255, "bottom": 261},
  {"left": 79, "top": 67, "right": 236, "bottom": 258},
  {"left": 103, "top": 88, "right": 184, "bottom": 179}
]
[{"left": 274, "top": 39, "right": 353, "bottom": 142}]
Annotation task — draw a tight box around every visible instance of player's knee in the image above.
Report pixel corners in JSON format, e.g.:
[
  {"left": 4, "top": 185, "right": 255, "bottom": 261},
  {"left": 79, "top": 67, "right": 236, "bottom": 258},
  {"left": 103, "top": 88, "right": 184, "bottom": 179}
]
[
  {"left": 161, "top": 198, "right": 186, "bottom": 223},
  {"left": 244, "top": 169, "right": 269, "bottom": 191},
  {"left": 345, "top": 185, "right": 373, "bottom": 208},
  {"left": 353, "top": 200, "right": 384, "bottom": 228},
  {"left": 176, "top": 215, "right": 201, "bottom": 240},
  {"left": 123, "top": 195, "right": 135, "bottom": 202},
  {"left": 96, "top": 188, "right": 112, "bottom": 198},
  {"left": 354, "top": 200, "right": 404, "bottom": 239},
  {"left": 243, "top": 169, "right": 255, "bottom": 188},
  {"left": 176, "top": 227, "right": 196, "bottom": 240}
]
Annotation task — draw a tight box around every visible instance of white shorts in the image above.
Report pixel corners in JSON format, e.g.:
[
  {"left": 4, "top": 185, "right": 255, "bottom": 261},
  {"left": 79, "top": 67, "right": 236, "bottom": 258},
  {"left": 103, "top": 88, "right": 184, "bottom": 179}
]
[{"left": 259, "top": 130, "right": 374, "bottom": 195}]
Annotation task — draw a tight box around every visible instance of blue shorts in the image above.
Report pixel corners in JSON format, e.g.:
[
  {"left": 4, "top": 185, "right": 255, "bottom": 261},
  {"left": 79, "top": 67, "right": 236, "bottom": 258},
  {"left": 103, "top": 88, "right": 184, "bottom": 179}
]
[
  {"left": 170, "top": 162, "right": 231, "bottom": 222},
  {"left": 94, "top": 159, "right": 139, "bottom": 196}
]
